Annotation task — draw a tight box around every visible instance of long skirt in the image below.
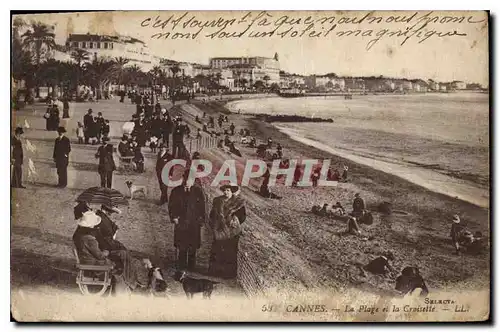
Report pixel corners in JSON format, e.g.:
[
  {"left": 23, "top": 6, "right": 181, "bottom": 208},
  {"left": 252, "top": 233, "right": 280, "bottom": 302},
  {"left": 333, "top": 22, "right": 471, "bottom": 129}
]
[
  {"left": 109, "top": 250, "right": 150, "bottom": 290},
  {"left": 209, "top": 235, "right": 240, "bottom": 279}
]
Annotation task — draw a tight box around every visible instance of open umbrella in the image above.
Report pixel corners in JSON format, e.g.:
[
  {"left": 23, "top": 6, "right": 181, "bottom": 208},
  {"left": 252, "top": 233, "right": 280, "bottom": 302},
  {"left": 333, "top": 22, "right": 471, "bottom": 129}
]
[{"left": 76, "top": 187, "right": 129, "bottom": 207}]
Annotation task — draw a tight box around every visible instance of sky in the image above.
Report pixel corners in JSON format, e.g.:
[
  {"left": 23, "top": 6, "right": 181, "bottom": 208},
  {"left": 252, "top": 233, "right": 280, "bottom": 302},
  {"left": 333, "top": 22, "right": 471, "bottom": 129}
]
[{"left": 14, "top": 11, "right": 489, "bottom": 86}]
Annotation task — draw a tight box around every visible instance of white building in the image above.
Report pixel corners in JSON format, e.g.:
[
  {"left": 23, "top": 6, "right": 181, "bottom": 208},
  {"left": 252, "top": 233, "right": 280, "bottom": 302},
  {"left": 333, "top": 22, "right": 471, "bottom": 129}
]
[
  {"left": 65, "top": 33, "right": 160, "bottom": 71},
  {"left": 209, "top": 54, "right": 280, "bottom": 84}
]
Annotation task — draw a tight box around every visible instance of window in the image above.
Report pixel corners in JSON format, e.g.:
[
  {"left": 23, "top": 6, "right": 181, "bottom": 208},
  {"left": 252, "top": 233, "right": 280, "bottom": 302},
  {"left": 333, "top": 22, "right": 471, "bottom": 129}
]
[
  {"left": 72, "top": 42, "right": 78, "bottom": 47},
  {"left": 96, "top": 42, "right": 100, "bottom": 49},
  {"left": 89, "top": 42, "right": 93, "bottom": 49},
  {"left": 103, "top": 42, "right": 108, "bottom": 49},
  {"left": 110, "top": 43, "right": 113, "bottom": 49},
  {"left": 80, "top": 42, "right": 85, "bottom": 48}
]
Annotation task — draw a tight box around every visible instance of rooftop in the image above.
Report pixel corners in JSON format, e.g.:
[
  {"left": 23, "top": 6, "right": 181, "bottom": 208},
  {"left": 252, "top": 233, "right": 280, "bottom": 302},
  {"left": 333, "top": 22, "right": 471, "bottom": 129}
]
[{"left": 67, "top": 33, "right": 145, "bottom": 45}]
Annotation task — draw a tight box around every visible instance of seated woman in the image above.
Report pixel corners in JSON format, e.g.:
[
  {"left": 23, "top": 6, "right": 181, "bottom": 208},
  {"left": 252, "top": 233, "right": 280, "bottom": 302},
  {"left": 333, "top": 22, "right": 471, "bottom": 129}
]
[
  {"left": 72, "top": 204, "right": 113, "bottom": 266},
  {"left": 332, "top": 202, "right": 346, "bottom": 215},
  {"left": 73, "top": 202, "right": 151, "bottom": 292}
]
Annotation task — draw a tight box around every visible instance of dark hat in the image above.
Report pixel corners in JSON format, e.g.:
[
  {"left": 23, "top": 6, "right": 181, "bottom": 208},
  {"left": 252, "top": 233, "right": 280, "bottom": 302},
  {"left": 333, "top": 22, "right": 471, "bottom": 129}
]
[
  {"left": 121, "top": 135, "right": 128, "bottom": 141},
  {"left": 88, "top": 109, "right": 93, "bottom": 113},
  {"left": 220, "top": 184, "right": 239, "bottom": 193},
  {"left": 354, "top": 193, "right": 360, "bottom": 197},
  {"left": 15, "top": 127, "right": 24, "bottom": 135},
  {"left": 57, "top": 126, "right": 67, "bottom": 133}
]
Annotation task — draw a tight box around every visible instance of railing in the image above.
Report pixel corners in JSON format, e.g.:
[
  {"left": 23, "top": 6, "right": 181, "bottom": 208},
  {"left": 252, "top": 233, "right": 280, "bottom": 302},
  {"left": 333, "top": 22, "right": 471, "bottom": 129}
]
[
  {"left": 184, "top": 135, "right": 219, "bottom": 154},
  {"left": 237, "top": 251, "right": 265, "bottom": 297}
]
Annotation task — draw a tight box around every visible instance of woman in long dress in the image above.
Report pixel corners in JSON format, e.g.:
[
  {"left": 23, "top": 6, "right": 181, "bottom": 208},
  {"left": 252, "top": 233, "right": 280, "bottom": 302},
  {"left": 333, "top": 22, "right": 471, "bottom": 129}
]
[{"left": 208, "top": 184, "right": 246, "bottom": 279}]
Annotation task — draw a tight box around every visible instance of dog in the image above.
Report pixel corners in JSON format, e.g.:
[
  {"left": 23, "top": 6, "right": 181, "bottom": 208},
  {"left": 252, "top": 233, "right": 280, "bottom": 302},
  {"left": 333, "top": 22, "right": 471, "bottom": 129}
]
[
  {"left": 172, "top": 271, "right": 219, "bottom": 299},
  {"left": 125, "top": 180, "right": 147, "bottom": 200}
]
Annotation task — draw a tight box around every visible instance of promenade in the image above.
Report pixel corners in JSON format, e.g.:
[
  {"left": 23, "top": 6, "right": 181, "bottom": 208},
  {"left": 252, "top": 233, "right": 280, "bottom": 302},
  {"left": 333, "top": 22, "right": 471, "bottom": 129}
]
[{"left": 10, "top": 97, "right": 242, "bottom": 296}]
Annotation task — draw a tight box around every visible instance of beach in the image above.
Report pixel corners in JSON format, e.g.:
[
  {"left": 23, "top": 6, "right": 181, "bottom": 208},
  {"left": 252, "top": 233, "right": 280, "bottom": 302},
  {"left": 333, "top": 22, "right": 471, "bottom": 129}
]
[
  {"left": 159, "top": 95, "right": 490, "bottom": 297},
  {"left": 227, "top": 93, "right": 489, "bottom": 208}
]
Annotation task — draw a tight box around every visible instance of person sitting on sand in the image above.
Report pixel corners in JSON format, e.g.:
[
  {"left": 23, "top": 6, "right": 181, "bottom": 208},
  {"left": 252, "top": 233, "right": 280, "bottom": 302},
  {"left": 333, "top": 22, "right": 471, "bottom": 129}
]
[
  {"left": 347, "top": 216, "right": 361, "bottom": 235},
  {"left": 319, "top": 204, "right": 330, "bottom": 216},
  {"left": 332, "top": 202, "right": 346, "bottom": 215},
  {"left": 363, "top": 251, "right": 395, "bottom": 275},
  {"left": 395, "top": 267, "right": 429, "bottom": 297},
  {"left": 352, "top": 193, "right": 365, "bottom": 217}
]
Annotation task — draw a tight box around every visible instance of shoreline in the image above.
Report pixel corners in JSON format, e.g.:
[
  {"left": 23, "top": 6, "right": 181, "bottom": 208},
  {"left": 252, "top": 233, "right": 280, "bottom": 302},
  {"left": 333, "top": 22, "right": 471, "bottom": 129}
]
[
  {"left": 225, "top": 96, "right": 489, "bottom": 209},
  {"left": 189, "top": 98, "right": 489, "bottom": 294},
  {"left": 275, "top": 125, "right": 489, "bottom": 209}
]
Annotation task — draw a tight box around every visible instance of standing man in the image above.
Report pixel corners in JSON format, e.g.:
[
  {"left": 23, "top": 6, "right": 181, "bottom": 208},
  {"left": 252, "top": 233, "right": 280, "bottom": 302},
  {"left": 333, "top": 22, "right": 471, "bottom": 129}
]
[
  {"left": 53, "top": 126, "right": 71, "bottom": 188},
  {"left": 11, "top": 127, "right": 25, "bottom": 188},
  {"left": 83, "top": 109, "right": 93, "bottom": 144},
  {"left": 95, "top": 112, "right": 105, "bottom": 143},
  {"left": 172, "top": 118, "right": 190, "bottom": 158},
  {"left": 156, "top": 144, "right": 173, "bottom": 205},
  {"left": 62, "top": 97, "right": 70, "bottom": 119},
  {"left": 168, "top": 172, "right": 207, "bottom": 271},
  {"left": 161, "top": 111, "right": 173, "bottom": 149}
]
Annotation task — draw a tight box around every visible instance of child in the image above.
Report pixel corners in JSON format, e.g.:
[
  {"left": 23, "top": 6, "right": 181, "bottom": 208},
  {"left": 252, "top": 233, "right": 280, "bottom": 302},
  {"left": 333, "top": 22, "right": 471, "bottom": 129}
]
[
  {"left": 76, "top": 122, "right": 84, "bottom": 144},
  {"left": 149, "top": 136, "right": 158, "bottom": 153}
]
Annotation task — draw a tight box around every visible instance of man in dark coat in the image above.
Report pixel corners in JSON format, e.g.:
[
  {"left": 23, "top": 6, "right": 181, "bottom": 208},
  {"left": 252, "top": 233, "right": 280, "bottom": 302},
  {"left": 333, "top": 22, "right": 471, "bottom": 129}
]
[
  {"left": 95, "top": 112, "right": 105, "bottom": 143},
  {"left": 168, "top": 174, "right": 207, "bottom": 270},
  {"left": 83, "top": 109, "right": 93, "bottom": 144},
  {"left": 161, "top": 113, "right": 173, "bottom": 148},
  {"left": 62, "top": 98, "right": 70, "bottom": 119},
  {"left": 172, "top": 118, "right": 191, "bottom": 158},
  {"left": 53, "top": 126, "right": 71, "bottom": 187},
  {"left": 156, "top": 144, "right": 173, "bottom": 205},
  {"left": 11, "top": 127, "right": 25, "bottom": 188},
  {"left": 352, "top": 193, "right": 365, "bottom": 217},
  {"left": 95, "top": 139, "right": 116, "bottom": 188}
]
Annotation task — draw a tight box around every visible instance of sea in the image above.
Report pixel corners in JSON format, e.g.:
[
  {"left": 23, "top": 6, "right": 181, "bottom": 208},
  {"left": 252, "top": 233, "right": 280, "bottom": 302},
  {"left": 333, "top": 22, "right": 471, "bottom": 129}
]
[{"left": 227, "top": 92, "right": 490, "bottom": 208}]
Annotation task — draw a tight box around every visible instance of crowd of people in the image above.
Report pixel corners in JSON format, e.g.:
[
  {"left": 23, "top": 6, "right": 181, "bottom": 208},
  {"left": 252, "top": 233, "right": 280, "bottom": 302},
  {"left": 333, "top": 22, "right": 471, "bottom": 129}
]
[{"left": 11, "top": 90, "right": 488, "bottom": 299}]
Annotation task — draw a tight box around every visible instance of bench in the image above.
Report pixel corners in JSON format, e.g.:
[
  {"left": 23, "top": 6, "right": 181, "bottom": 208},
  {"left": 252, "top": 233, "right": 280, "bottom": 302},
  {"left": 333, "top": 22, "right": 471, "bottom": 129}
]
[
  {"left": 73, "top": 248, "right": 113, "bottom": 296},
  {"left": 118, "top": 154, "right": 134, "bottom": 171}
]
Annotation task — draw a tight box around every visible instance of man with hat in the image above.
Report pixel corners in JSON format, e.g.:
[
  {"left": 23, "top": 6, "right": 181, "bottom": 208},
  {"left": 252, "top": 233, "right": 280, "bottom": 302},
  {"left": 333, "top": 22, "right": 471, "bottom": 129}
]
[
  {"left": 11, "top": 127, "right": 25, "bottom": 188},
  {"left": 172, "top": 118, "right": 191, "bottom": 159},
  {"left": 83, "top": 109, "right": 93, "bottom": 144},
  {"left": 156, "top": 143, "right": 173, "bottom": 205},
  {"left": 53, "top": 126, "right": 71, "bottom": 188},
  {"left": 168, "top": 170, "right": 207, "bottom": 270}
]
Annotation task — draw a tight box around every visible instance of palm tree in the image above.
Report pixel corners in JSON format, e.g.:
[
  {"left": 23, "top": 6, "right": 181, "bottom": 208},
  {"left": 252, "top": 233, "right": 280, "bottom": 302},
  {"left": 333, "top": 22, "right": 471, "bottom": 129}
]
[
  {"left": 82, "top": 58, "right": 116, "bottom": 99},
  {"left": 21, "top": 21, "right": 56, "bottom": 98},
  {"left": 70, "top": 48, "right": 89, "bottom": 99},
  {"left": 112, "top": 57, "right": 130, "bottom": 86}
]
